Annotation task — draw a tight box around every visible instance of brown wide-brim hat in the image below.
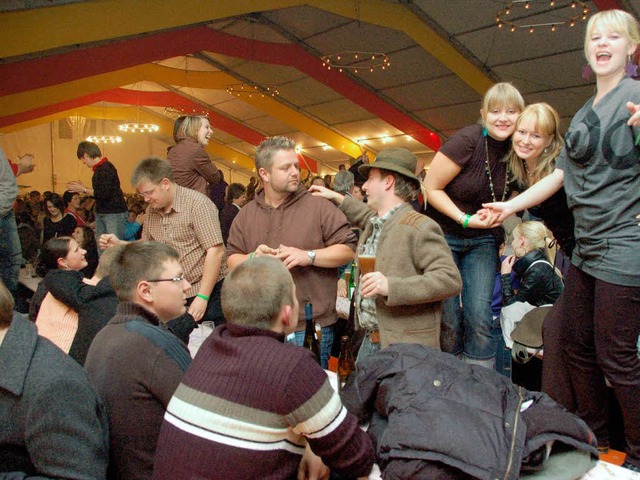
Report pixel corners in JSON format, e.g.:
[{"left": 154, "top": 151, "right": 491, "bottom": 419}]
[
  {"left": 358, "top": 148, "right": 422, "bottom": 187},
  {"left": 511, "top": 305, "right": 552, "bottom": 349}
]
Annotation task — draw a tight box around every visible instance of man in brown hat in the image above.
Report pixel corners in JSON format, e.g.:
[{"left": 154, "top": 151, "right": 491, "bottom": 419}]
[{"left": 310, "top": 148, "right": 461, "bottom": 362}]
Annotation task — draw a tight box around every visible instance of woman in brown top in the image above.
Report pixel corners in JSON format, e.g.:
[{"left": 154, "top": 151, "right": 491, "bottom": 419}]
[{"left": 167, "top": 115, "right": 220, "bottom": 196}]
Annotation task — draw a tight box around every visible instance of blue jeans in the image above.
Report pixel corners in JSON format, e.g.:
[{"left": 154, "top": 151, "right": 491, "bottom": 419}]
[
  {"left": 96, "top": 212, "right": 128, "bottom": 241},
  {"left": 493, "top": 318, "right": 512, "bottom": 378},
  {"left": 356, "top": 334, "right": 381, "bottom": 366},
  {"left": 0, "top": 210, "right": 23, "bottom": 301},
  {"left": 441, "top": 234, "right": 498, "bottom": 359},
  {"left": 292, "top": 325, "right": 334, "bottom": 369}
]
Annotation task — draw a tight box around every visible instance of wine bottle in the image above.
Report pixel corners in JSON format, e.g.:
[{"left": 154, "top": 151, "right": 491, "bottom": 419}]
[
  {"left": 347, "top": 261, "right": 356, "bottom": 298},
  {"left": 338, "top": 336, "right": 356, "bottom": 391},
  {"left": 303, "top": 302, "right": 321, "bottom": 364}
]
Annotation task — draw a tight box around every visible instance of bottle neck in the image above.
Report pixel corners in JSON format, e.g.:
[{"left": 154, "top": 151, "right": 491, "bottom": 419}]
[{"left": 305, "top": 317, "right": 315, "bottom": 333}]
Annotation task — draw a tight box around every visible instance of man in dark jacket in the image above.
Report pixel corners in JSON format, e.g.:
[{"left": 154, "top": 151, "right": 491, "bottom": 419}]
[
  {"left": 0, "top": 279, "right": 109, "bottom": 479},
  {"left": 67, "top": 141, "right": 128, "bottom": 241}
]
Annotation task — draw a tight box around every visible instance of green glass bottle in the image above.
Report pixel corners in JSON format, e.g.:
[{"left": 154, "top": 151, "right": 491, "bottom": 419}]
[{"left": 303, "top": 302, "right": 320, "bottom": 364}]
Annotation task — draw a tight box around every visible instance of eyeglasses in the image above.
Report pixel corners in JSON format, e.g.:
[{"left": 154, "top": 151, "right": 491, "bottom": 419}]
[
  {"left": 139, "top": 183, "right": 160, "bottom": 198},
  {"left": 147, "top": 275, "right": 185, "bottom": 284}
]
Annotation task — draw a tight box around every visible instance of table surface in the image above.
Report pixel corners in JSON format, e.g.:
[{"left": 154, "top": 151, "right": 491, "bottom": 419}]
[{"left": 18, "top": 268, "right": 41, "bottom": 292}]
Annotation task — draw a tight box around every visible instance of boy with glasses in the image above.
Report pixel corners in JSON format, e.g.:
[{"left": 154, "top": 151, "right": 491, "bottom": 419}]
[{"left": 84, "top": 241, "right": 192, "bottom": 480}]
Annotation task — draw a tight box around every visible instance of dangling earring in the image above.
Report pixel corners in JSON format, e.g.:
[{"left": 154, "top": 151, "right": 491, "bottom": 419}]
[
  {"left": 482, "top": 127, "right": 488, "bottom": 137},
  {"left": 625, "top": 54, "right": 638, "bottom": 78},
  {"left": 581, "top": 64, "right": 593, "bottom": 80},
  {"left": 543, "top": 147, "right": 548, "bottom": 154}
]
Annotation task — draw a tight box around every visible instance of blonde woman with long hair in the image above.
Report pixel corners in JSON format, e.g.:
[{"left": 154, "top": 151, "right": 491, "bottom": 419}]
[{"left": 507, "top": 103, "right": 575, "bottom": 257}]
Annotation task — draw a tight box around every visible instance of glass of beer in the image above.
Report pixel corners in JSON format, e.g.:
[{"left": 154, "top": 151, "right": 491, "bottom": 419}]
[{"left": 357, "top": 244, "right": 376, "bottom": 276}]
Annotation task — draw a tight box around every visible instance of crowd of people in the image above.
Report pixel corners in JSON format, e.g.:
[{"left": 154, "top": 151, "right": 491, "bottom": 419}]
[{"left": 0, "top": 8, "right": 639, "bottom": 479}]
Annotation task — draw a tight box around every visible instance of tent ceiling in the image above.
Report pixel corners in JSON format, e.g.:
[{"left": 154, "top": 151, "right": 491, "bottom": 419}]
[{"left": 1, "top": 0, "right": 640, "bottom": 176}]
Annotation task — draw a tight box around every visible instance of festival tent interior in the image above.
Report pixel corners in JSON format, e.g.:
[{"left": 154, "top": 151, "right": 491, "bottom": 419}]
[{"left": 1, "top": 0, "right": 637, "bottom": 193}]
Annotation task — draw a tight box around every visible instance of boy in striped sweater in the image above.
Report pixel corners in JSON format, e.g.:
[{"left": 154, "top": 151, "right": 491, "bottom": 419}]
[{"left": 153, "top": 256, "right": 374, "bottom": 479}]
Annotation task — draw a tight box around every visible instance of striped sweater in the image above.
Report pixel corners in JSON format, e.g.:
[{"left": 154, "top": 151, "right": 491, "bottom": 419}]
[{"left": 152, "top": 324, "right": 374, "bottom": 479}]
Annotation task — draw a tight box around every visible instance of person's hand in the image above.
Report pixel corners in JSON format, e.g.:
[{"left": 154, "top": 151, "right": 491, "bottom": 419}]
[
  {"left": 308, "top": 185, "right": 344, "bottom": 205},
  {"left": 275, "top": 245, "right": 312, "bottom": 270},
  {"left": 16, "top": 154, "right": 35, "bottom": 176},
  {"left": 99, "top": 233, "right": 122, "bottom": 250},
  {"left": 188, "top": 296, "right": 207, "bottom": 323},
  {"left": 360, "top": 271, "right": 388, "bottom": 298},
  {"left": 626, "top": 101, "right": 640, "bottom": 128},
  {"left": 466, "top": 209, "right": 500, "bottom": 229},
  {"left": 136, "top": 213, "right": 146, "bottom": 225},
  {"left": 337, "top": 278, "right": 347, "bottom": 298},
  {"left": 501, "top": 255, "right": 516, "bottom": 274},
  {"left": 66, "top": 180, "right": 86, "bottom": 194},
  {"left": 253, "top": 244, "right": 277, "bottom": 258},
  {"left": 637, "top": 212, "right": 640, "bottom": 227},
  {"left": 297, "top": 443, "right": 330, "bottom": 480},
  {"left": 482, "top": 202, "right": 514, "bottom": 223}
]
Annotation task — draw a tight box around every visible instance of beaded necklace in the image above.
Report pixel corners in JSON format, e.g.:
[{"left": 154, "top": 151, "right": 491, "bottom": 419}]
[
  {"left": 522, "top": 159, "right": 536, "bottom": 186},
  {"left": 484, "top": 135, "right": 509, "bottom": 202}
]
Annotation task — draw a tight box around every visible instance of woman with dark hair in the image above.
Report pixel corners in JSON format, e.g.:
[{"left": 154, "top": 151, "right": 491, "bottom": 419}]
[
  {"left": 30, "top": 236, "right": 87, "bottom": 321},
  {"left": 42, "top": 193, "right": 77, "bottom": 243},
  {"left": 220, "top": 183, "right": 247, "bottom": 245},
  {"left": 63, "top": 190, "right": 87, "bottom": 228},
  {"left": 29, "top": 236, "right": 88, "bottom": 357},
  {"left": 73, "top": 226, "right": 99, "bottom": 278},
  {"left": 167, "top": 115, "right": 220, "bottom": 195}
]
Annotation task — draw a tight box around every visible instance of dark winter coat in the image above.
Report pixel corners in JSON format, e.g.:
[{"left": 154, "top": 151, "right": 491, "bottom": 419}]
[{"left": 341, "top": 344, "right": 598, "bottom": 480}]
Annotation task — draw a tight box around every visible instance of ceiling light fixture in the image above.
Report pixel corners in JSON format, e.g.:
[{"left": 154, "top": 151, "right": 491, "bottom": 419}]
[
  {"left": 496, "top": 0, "right": 588, "bottom": 33},
  {"left": 225, "top": 83, "right": 280, "bottom": 98},
  {"left": 321, "top": 51, "right": 390, "bottom": 74},
  {"left": 86, "top": 135, "right": 122, "bottom": 144},
  {"left": 118, "top": 123, "right": 159, "bottom": 133},
  {"left": 118, "top": 82, "right": 160, "bottom": 134},
  {"left": 164, "top": 106, "right": 209, "bottom": 118}
]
